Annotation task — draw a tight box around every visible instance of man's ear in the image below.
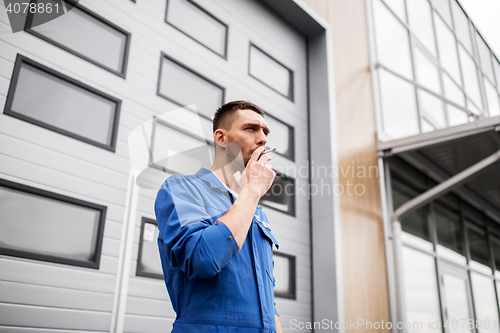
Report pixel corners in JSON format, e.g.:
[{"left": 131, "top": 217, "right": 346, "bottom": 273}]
[{"left": 213, "top": 129, "right": 227, "bottom": 148}]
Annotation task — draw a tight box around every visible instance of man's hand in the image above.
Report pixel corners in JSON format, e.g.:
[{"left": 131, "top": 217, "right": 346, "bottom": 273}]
[
  {"left": 233, "top": 146, "right": 275, "bottom": 197},
  {"left": 218, "top": 146, "right": 275, "bottom": 250}
]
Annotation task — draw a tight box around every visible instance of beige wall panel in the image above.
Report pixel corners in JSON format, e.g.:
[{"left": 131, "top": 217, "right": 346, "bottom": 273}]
[{"left": 303, "top": 0, "right": 390, "bottom": 330}]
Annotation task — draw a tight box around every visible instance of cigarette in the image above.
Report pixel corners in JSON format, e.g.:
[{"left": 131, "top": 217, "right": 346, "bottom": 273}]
[
  {"left": 262, "top": 148, "right": 276, "bottom": 155},
  {"left": 258, "top": 148, "right": 276, "bottom": 159}
]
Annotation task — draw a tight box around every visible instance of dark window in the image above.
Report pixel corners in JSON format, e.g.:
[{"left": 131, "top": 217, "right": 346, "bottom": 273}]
[
  {"left": 165, "top": 0, "right": 228, "bottom": 57},
  {"left": 273, "top": 251, "right": 296, "bottom": 299},
  {"left": 157, "top": 53, "right": 225, "bottom": 120},
  {"left": 136, "top": 218, "right": 163, "bottom": 279},
  {"left": 0, "top": 179, "right": 106, "bottom": 268},
  {"left": 249, "top": 44, "right": 294, "bottom": 100},
  {"left": 265, "top": 113, "right": 295, "bottom": 161},
  {"left": 150, "top": 117, "right": 214, "bottom": 176},
  {"left": 490, "top": 236, "right": 500, "bottom": 274},
  {"left": 25, "top": 0, "right": 131, "bottom": 77},
  {"left": 466, "top": 225, "right": 491, "bottom": 269},
  {"left": 4, "top": 54, "right": 121, "bottom": 151},
  {"left": 391, "top": 176, "right": 432, "bottom": 243},
  {"left": 434, "top": 200, "right": 465, "bottom": 258},
  {"left": 260, "top": 172, "right": 295, "bottom": 216}
]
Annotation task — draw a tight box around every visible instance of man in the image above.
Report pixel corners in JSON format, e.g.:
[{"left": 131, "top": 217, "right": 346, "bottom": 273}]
[{"left": 155, "top": 100, "right": 283, "bottom": 332}]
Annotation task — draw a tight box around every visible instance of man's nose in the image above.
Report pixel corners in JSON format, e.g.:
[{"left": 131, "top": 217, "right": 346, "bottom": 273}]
[{"left": 256, "top": 131, "right": 267, "bottom": 146}]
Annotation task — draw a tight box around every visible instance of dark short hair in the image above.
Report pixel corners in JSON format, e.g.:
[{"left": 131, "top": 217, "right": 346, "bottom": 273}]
[{"left": 212, "top": 100, "right": 265, "bottom": 133}]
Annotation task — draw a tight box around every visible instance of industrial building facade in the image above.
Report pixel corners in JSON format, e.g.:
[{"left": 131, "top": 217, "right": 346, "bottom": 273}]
[{"left": 0, "top": 0, "right": 499, "bottom": 332}]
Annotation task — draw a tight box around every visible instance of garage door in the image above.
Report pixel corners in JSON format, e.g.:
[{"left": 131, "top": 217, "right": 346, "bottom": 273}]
[{"left": 120, "top": 0, "right": 311, "bottom": 332}]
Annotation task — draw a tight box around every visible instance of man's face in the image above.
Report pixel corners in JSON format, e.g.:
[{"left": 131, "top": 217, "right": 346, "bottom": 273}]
[{"left": 224, "top": 109, "right": 270, "bottom": 167}]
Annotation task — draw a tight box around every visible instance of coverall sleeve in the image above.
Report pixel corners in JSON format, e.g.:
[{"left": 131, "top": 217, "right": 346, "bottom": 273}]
[{"left": 155, "top": 176, "right": 239, "bottom": 280}]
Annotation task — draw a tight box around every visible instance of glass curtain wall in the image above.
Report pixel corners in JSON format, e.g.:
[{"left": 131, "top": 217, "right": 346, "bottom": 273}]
[
  {"left": 371, "top": 0, "right": 500, "bottom": 141},
  {"left": 391, "top": 169, "right": 500, "bottom": 332}
]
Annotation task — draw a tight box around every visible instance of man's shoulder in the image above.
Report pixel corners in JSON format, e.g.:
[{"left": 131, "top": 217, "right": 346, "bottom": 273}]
[{"left": 158, "top": 172, "right": 207, "bottom": 196}]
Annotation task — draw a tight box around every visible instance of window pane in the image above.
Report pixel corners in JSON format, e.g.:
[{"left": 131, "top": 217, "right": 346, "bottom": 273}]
[
  {"left": 451, "top": 1, "right": 473, "bottom": 53},
  {"left": 166, "top": 0, "right": 227, "bottom": 56},
  {"left": 138, "top": 220, "right": 163, "bottom": 277},
  {"left": 273, "top": 254, "right": 290, "bottom": 294},
  {"left": 379, "top": 70, "right": 419, "bottom": 139},
  {"left": 447, "top": 105, "right": 469, "bottom": 126},
  {"left": 459, "top": 46, "right": 483, "bottom": 109},
  {"left": 407, "top": 0, "right": 437, "bottom": 56},
  {"left": 158, "top": 56, "right": 224, "bottom": 119},
  {"left": 273, "top": 254, "right": 295, "bottom": 298},
  {"left": 443, "top": 74, "right": 465, "bottom": 107},
  {"left": 9, "top": 60, "right": 117, "bottom": 147},
  {"left": 0, "top": 185, "right": 101, "bottom": 264},
  {"left": 28, "top": 2, "right": 128, "bottom": 74},
  {"left": 382, "top": 0, "right": 406, "bottom": 22},
  {"left": 435, "top": 14, "right": 461, "bottom": 83},
  {"left": 467, "top": 226, "right": 491, "bottom": 272},
  {"left": 475, "top": 32, "right": 495, "bottom": 82},
  {"left": 373, "top": 0, "right": 413, "bottom": 78},
  {"left": 414, "top": 47, "right": 441, "bottom": 93},
  {"left": 402, "top": 247, "right": 442, "bottom": 333},
  {"left": 152, "top": 121, "right": 213, "bottom": 176},
  {"left": 471, "top": 273, "right": 499, "bottom": 333},
  {"left": 249, "top": 45, "right": 293, "bottom": 99},
  {"left": 443, "top": 75, "right": 469, "bottom": 126},
  {"left": 265, "top": 115, "right": 293, "bottom": 160},
  {"left": 485, "top": 78, "right": 500, "bottom": 117},
  {"left": 468, "top": 99, "right": 483, "bottom": 116},
  {"left": 435, "top": 202, "right": 466, "bottom": 264},
  {"left": 419, "top": 90, "right": 446, "bottom": 131},
  {"left": 432, "top": 0, "right": 453, "bottom": 27},
  {"left": 442, "top": 273, "right": 473, "bottom": 333},
  {"left": 260, "top": 174, "right": 294, "bottom": 216}
]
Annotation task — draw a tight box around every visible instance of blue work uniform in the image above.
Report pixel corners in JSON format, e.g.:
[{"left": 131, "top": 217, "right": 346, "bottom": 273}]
[{"left": 155, "top": 167, "right": 279, "bottom": 332}]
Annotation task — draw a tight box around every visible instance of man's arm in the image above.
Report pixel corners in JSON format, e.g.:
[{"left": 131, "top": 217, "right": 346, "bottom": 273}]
[
  {"left": 156, "top": 177, "right": 239, "bottom": 280},
  {"left": 217, "top": 146, "right": 275, "bottom": 250}
]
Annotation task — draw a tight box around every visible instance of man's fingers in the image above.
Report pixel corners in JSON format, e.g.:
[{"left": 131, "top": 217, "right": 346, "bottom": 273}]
[
  {"left": 257, "top": 153, "right": 271, "bottom": 164},
  {"left": 250, "top": 146, "right": 266, "bottom": 164}
]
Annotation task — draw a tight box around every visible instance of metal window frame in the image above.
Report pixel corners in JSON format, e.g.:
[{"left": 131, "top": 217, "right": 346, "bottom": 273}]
[
  {"left": 386, "top": 156, "right": 500, "bottom": 332},
  {"left": 156, "top": 52, "right": 226, "bottom": 118},
  {"left": 24, "top": 0, "right": 131, "bottom": 78},
  {"left": 0, "top": 178, "right": 107, "bottom": 269},
  {"left": 248, "top": 43, "right": 295, "bottom": 101},
  {"left": 259, "top": 170, "right": 296, "bottom": 217},
  {"left": 264, "top": 111, "right": 295, "bottom": 161},
  {"left": 136, "top": 217, "right": 164, "bottom": 280},
  {"left": 371, "top": 0, "right": 500, "bottom": 144},
  {"left": 164, "top": 0, "right": 229, "bottom": 59},
  {"left": 273, "top": 251, "right": 296, "bottom": 299},
  {"left": 473, "top": 30, "right": 495, "bottom": 83},
  {"left": 4, "top": 54, "right": 122, "bottom": 152}
]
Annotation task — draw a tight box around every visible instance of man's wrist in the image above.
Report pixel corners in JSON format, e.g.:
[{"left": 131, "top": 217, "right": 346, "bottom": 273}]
[{"left": 239, "top": 186, "right": 262, "bottom": 203}]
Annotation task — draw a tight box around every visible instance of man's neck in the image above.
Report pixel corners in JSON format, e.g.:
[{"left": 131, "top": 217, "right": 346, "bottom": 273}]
[
  {"left": 211, "top": 155, "right": 245, "bottom": 192},
  {"left": 211, "top": 164, "right": 236, "bottom": 189}
]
